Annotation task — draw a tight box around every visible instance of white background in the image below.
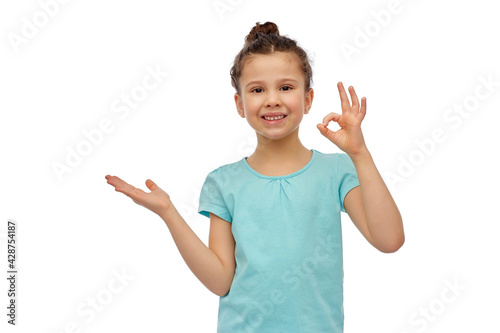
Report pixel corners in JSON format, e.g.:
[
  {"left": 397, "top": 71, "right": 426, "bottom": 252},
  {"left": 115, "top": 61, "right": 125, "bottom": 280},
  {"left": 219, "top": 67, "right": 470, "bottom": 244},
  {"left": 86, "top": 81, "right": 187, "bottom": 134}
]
[{"left": 1, "top": 0, "right": 499, "bottom": 332}]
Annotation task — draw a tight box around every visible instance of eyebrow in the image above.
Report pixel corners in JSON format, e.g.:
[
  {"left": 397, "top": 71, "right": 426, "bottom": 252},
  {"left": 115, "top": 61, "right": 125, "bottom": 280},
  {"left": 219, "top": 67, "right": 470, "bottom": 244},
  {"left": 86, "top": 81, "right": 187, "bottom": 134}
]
[{"left": 244, "top": 78, "right": 299, "bottom": 88}]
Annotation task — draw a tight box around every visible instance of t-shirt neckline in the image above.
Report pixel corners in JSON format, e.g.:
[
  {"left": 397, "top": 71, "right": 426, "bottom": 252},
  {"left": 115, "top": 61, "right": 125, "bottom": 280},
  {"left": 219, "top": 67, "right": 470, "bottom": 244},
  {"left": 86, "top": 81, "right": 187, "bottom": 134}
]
[{"left": 242, "top": 149, "right": 317, "bottom": 179}]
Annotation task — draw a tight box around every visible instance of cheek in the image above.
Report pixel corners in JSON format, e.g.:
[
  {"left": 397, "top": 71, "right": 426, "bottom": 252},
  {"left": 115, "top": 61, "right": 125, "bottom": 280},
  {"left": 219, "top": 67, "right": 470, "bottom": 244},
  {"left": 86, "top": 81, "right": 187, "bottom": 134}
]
[
  {"left": 243, "top": 97, "right": 261, "bottom": 114},
  {"left": 285, "top": 93, "right": 305, "bottom": 111}
]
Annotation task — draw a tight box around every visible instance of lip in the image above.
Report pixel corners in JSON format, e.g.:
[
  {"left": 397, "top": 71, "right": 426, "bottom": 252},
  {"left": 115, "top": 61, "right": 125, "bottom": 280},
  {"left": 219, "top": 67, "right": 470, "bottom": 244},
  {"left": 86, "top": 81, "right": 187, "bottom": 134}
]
[
  {"left": 261, "top": 112, "right": 286, "bottom": 118},
  {"left": 261, "top": 115, "right": 287, "bottom": 125}
]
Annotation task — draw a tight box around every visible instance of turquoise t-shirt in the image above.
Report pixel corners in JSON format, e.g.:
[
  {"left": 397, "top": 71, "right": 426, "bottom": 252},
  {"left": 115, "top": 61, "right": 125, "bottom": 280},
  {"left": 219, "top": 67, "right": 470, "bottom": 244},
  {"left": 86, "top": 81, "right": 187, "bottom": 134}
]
[{"left": 198, "top": 149, "right": 360, "bottom": 332}]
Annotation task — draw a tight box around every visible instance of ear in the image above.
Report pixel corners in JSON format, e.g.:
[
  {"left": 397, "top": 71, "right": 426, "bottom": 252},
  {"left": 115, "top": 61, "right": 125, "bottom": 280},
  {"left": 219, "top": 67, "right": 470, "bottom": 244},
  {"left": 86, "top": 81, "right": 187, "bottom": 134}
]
[
  {"left": 304, "top": 88, "right": 314, "bottom": 114},
  {"left": 234, "top": 93, "right": 245, "bottom": 118}
]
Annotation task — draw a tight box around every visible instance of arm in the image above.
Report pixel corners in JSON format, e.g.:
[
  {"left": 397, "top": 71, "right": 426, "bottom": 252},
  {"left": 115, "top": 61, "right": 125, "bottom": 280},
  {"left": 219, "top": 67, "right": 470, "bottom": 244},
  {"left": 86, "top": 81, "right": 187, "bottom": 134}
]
[
  {"left": 343, "top": 150, "right": 404, "bottom": 253},
  {"left": 317, "top": 82, "right": 404, "bottom": 253},
  {"left": 160, "top": 207, "right": 236, "bottom": 296},
  {"left": 105, "top": 175, "right": 235, "bottom": 296}
]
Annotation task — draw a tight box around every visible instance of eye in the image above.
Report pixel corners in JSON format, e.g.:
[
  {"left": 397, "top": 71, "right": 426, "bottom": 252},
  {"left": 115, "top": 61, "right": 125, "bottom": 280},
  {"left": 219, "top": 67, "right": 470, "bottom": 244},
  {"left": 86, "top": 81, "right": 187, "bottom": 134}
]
[
  {"left": 251, "top": 88, "right": 263, "bottom": 93},
  {"left": 280, "top": 85, "right": 292, "bottom": 91}
]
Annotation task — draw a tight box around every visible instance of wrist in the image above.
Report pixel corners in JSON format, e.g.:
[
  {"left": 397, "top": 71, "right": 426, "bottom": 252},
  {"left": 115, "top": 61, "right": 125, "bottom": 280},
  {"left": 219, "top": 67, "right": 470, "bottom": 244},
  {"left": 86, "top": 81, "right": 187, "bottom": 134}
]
[
  {"left": 348, "top": 146, "right": 371, "bottom": 165},
  {"left": 159, "top": 204, "right": 180, "bottom": 223}
]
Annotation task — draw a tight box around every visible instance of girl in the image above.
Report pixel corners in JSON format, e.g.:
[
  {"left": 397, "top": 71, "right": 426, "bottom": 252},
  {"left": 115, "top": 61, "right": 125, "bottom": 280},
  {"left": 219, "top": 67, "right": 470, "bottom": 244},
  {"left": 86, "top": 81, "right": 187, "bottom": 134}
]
[{"left": 105, "top": 21, "right": 404, "bottom": 332}]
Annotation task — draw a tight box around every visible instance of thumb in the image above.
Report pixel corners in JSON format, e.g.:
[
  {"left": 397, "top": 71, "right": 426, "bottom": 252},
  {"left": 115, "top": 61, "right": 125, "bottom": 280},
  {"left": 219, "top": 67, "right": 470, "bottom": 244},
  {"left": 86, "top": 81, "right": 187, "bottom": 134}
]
[
  {"left": 317, "top": 123, "right": 338, "bottom": 139},
  {"left": 316, "top": 123, "right": 330, "bottom": 137},
  {"left": 317, "top": 122, "right": 342, "bottom": 145},
  {"left": 145, "top": 179, "right": 159, "bottom": 191}
]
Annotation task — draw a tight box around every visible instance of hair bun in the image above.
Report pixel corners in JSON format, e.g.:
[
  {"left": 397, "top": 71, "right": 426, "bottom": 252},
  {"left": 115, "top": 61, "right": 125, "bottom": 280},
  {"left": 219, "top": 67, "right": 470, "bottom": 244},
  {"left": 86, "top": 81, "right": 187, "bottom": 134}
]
[{"left": 244, "top": 22, "right": 280, "bottom": 44}]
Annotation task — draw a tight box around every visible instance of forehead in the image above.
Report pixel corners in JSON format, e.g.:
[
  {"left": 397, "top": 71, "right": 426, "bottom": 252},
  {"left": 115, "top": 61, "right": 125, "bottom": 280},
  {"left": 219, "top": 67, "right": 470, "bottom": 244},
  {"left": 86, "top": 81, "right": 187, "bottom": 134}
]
[{"left": 240, "top": 52, "right": 303, "bottom": 82}]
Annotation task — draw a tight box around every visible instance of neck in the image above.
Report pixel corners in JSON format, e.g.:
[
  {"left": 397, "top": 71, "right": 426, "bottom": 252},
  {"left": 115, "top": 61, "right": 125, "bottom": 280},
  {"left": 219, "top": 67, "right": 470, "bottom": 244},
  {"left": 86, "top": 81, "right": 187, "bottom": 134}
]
[{"left": 249, "top": 128, "right": 309, "bottom": 163}]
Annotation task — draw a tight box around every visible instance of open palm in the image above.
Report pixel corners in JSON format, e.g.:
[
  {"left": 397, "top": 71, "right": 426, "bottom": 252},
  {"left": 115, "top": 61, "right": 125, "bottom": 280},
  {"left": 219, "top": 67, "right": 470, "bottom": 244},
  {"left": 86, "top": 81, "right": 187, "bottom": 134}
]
[{"left": 105, "top": 175, "right": 173, "bottom": 216}]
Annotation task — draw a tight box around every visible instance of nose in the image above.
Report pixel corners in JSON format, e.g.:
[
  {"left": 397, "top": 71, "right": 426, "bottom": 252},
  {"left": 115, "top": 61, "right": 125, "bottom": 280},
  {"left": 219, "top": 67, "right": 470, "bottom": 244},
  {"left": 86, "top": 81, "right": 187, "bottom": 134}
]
[{"left": 265, "top": 90, "right": 281, "bottom": 108}]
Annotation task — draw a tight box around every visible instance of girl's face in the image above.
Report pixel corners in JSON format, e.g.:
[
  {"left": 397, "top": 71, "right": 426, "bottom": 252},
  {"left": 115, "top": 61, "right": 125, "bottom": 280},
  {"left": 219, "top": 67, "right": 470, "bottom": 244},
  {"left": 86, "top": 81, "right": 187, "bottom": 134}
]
[{"left": 235, "top": 52, "right": 313, "bottom": 142}]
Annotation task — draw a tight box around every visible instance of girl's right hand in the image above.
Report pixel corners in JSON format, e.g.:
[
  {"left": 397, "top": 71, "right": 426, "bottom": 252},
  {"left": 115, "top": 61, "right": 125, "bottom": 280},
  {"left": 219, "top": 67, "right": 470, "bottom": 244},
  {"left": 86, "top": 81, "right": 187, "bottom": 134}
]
[{"left": 105, "top": 175, "right": 174, "bottom": 217}]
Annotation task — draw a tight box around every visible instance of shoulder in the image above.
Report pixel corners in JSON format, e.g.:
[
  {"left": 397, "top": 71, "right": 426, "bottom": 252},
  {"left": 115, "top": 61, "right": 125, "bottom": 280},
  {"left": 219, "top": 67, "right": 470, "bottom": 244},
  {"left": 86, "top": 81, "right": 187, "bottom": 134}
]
[
  {"left": 203, "top": 157, "right": 246, "bottom": 183},
  {"left": 310, "top": 149, "right": 357, "bottom": 180},
  {"left": 312, "top": 149, "right": 349, "bottom": 166}
]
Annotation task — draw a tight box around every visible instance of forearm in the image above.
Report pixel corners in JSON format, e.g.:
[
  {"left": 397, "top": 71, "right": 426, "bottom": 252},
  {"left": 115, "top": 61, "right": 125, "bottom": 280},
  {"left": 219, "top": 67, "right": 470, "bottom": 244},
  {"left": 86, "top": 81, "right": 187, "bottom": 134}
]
[
  {"left": 159, "top": 206, "right": 233, "bottom": 296},
  {"left": 350, "top": 149, "right": 404, "bottom": 251}
]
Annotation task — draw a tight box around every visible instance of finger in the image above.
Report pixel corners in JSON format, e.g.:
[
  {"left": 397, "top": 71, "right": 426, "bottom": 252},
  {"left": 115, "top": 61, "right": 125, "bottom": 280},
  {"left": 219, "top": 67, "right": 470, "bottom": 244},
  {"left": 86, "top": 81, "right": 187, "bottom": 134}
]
[
  {"left": 106, "top": 175, "right": 127, "bottom": 189},
  {"left": 120, "top": 184, "right": 147, "bottom": 201},
  {"left": 337, "top": 82, "right": 351, "bottom": 113},
  {"left": 322, "top": 112, "right": 341, "bottom": 126},
  {"left": 349, "top": 86, "right": 360, "bottom": 112},
  {"left": 106, "top": 175, "right": 137, "bottom": 196},
  {"left": 359, "top": 97, "right": 367, "bottom": 120},
  {"left": 316, "top": 123, "right": 338, "bottom": 142},
  {"left": 317, "top": 123, "right": 334, "bottom": 137},
  {"left": 145, "top": 179, "right": 159, "bottom": 192},
  {"left": 105, "top": 175, "right": 121, "bottom": 188}
]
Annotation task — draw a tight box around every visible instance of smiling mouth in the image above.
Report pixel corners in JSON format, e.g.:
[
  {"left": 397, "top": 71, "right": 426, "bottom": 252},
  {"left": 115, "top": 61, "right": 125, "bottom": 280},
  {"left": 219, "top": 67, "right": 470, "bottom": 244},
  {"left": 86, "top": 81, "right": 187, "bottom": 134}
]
[{"left": 262, "top": 115, "right": 287, "bottom": 121}]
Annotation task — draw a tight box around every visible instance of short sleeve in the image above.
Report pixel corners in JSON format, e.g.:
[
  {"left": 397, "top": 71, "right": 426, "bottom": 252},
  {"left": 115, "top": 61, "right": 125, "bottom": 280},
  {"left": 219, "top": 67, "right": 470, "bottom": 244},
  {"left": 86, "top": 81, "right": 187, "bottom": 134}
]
[
  {"left": 198, "top": 168, "right": 232, "bottom": 222},
  {"left": 337, "top": 154, "right": 360, "bottom": 213}
]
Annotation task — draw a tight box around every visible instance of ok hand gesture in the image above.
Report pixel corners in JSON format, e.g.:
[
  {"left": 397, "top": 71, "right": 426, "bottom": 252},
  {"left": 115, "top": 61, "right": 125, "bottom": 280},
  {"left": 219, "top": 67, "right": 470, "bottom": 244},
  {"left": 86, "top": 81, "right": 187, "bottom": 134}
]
[{"left": 317, "top": 82, "right": 367, "bottom": 157}]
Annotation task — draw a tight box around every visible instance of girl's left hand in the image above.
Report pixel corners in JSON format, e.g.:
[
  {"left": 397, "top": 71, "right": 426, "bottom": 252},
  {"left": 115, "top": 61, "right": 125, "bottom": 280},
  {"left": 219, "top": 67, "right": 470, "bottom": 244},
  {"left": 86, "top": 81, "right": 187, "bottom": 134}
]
[{"left": 317, "top": 82, "right": 368, "bottom": 157}]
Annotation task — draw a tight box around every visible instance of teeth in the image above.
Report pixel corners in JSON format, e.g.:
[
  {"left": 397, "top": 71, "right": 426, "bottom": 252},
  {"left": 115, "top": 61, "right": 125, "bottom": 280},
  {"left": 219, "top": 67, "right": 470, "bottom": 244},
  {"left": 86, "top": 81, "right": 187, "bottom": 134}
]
[{"left": 264, "top": 115, "right": 285, "bottom": 120}]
